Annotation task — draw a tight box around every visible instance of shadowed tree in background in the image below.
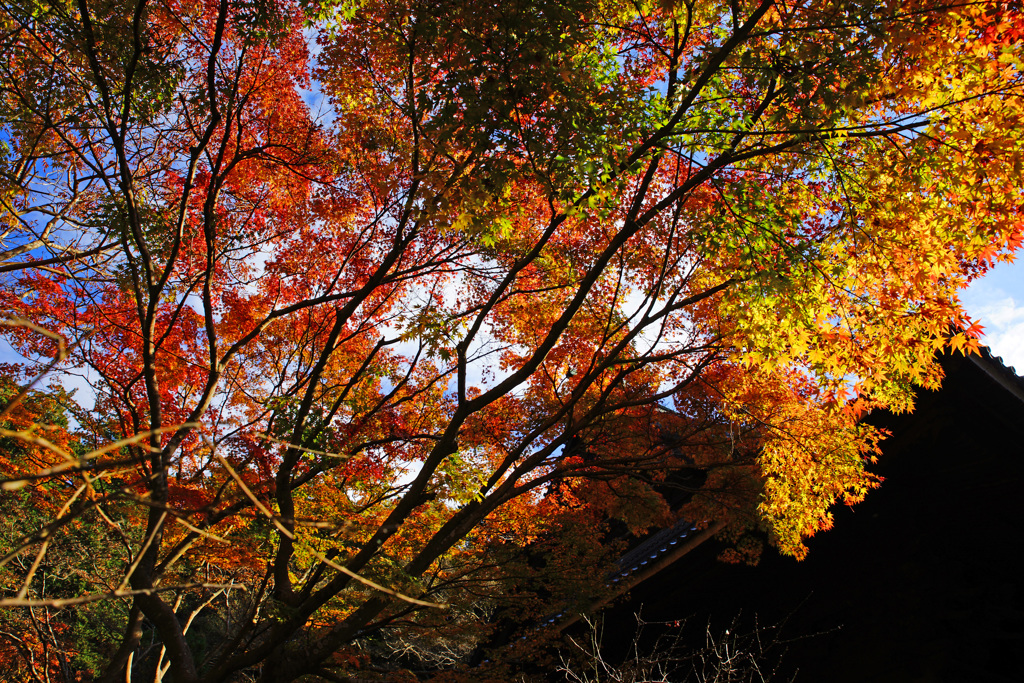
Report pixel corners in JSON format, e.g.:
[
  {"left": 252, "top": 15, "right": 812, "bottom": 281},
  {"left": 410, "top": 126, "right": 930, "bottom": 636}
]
[{"left": 1, "top": 0, "right": 1022, "bottom": 680}]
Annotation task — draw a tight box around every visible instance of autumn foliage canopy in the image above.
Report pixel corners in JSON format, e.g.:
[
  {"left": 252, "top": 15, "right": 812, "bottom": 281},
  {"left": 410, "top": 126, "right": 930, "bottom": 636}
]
[{"left": 1, "top": 0, "right": 1022, "bottom": 679}]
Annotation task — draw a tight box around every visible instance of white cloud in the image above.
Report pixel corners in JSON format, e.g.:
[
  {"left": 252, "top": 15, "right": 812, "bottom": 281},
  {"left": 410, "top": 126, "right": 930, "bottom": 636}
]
[
  {"left": 961, "top": 259, "right": 1024, "bottom": 375},
  {"left": 974, "top": 297, "right": 1024, "bottom": 373}
]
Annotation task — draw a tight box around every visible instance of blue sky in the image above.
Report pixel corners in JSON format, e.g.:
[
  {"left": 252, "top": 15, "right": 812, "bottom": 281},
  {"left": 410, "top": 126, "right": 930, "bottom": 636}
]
[{"left": 962, "top": 259, "right": 1024, "bottom": 373}]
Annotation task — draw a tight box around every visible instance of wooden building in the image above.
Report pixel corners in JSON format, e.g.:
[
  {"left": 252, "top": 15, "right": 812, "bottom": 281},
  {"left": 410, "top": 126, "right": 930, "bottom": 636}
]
[{"left": 605, "top": 348, "right": 1024, "bottom": 682}]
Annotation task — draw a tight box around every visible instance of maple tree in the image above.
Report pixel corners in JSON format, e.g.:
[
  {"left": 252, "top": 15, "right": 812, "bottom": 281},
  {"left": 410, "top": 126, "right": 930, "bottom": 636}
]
[{"left": 1, "top": 0, "right": 1022, "bottom": 680}]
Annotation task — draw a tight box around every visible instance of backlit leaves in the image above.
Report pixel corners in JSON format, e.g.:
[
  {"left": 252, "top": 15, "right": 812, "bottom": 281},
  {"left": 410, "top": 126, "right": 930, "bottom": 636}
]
[{"left": 1, "top": 0, "right": 1022, "bottom": 679}]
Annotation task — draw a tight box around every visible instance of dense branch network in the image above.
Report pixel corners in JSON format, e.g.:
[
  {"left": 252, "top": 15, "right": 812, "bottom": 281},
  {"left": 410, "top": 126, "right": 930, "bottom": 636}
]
[{"left": 1, "top": 0, "right": 1022, "bottom": 680}]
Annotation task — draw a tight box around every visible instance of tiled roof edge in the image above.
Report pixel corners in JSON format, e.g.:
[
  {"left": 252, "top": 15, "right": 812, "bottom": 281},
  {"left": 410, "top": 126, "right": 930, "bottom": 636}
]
[
  {"left": 966, "top": 345, "right": 1024, "bottom": 406},
  {"left": 612, "top": 516, "right": 699, "bottom": 579}
]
